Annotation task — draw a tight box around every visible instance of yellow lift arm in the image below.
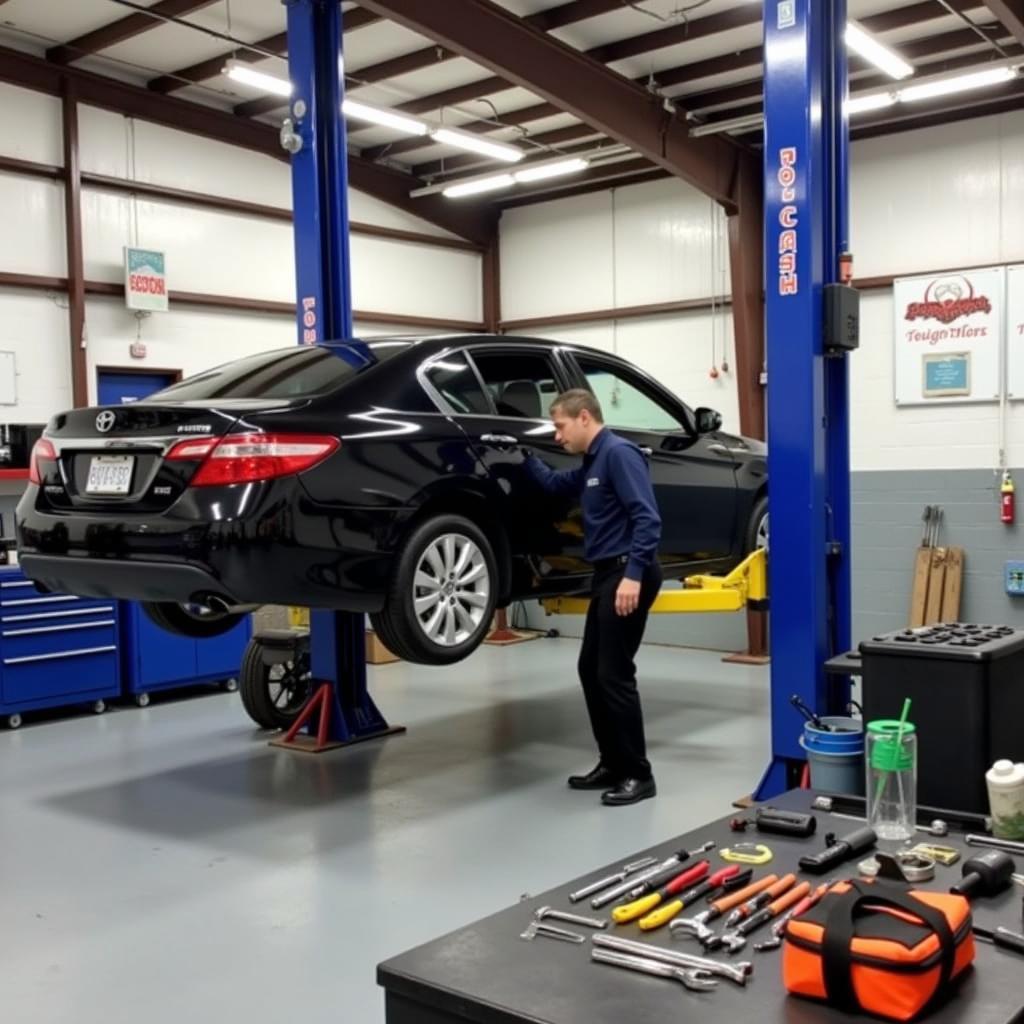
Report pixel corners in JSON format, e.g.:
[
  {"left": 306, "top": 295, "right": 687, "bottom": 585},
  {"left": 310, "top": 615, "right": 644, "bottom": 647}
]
[{"left": 541, "top": 548, "right": 768, "bottom": 616}]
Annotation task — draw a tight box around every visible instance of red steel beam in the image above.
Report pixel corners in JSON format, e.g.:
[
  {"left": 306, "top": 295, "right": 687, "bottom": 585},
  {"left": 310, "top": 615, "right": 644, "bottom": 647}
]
[
  {"left": 48, "top": 0, "right": 219, "bottom": 65},
  {"left": 357, "top": 0, "right": 748, "bottom": 209},
  {"left": 61, "top": 82, "right": 88, "bottom": 409}
]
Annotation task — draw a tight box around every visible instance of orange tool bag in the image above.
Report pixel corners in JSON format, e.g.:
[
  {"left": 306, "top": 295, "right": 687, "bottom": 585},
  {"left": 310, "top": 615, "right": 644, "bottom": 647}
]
[{"left": 783, "top": 878, "right": 975, "bottom": 1022}]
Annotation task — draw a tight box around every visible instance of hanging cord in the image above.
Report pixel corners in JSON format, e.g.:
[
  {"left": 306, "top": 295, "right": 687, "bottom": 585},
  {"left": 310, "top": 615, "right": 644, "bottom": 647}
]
[
  {"left": 719, "top": 205, "right": 730, "bottom": 373},
  {"left": 709, "top": 199, "right": 719, "bottom": 379}
]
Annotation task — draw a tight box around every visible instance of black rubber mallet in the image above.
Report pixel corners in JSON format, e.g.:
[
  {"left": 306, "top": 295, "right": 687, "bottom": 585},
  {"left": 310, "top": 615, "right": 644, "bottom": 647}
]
[{"left": 950, "top": 850, "right": 1015, "bottom": 899}]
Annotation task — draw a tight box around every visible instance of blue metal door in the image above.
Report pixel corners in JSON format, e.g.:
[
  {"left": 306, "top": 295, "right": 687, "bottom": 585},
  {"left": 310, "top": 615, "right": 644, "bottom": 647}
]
[{"left": 97, "top": 371, "right": 177, "bottom": 406}]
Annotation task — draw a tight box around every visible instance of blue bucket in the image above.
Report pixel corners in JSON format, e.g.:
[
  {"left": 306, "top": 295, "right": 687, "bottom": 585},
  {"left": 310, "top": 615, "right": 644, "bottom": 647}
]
[{"left": 799, "top": 717, "right": 865, "bottom": 795}]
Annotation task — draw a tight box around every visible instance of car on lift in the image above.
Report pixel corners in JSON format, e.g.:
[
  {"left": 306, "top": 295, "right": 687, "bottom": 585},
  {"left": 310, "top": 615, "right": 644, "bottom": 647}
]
[{"left": 16, "top": 336, "right": 767, "bottom": 667}]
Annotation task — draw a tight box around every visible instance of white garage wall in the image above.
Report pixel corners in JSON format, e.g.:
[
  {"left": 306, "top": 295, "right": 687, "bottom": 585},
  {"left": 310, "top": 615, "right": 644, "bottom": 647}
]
[
  {"left": 501, "top": 109, "right": 1024, "bottom": 473},
  {"left": 0, "top": 85, "right": 482, "bottom": 428}
]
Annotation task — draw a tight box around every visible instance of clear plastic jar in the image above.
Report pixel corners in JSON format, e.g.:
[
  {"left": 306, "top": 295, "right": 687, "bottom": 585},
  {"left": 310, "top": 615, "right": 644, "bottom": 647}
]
[{"left": 866, "top": 720, "right": 917, "bottom": 843}]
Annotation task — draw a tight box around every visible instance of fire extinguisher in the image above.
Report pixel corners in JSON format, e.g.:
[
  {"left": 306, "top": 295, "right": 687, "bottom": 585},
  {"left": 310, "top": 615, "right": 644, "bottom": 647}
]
[{"left": 1001, "top": 470, "right": 1015, "bottom": 525}]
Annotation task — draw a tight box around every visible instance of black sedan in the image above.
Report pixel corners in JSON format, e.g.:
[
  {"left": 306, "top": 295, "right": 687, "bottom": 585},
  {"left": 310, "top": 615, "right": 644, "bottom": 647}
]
[{"left": 16, "top": 336, "right": 767, "bottom": 665}]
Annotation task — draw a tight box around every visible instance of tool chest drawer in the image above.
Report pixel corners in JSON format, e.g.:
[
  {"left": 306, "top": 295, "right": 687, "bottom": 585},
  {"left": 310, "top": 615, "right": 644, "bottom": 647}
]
[{"left": 0, "top": 568, "right": 120, "bottom": 713}]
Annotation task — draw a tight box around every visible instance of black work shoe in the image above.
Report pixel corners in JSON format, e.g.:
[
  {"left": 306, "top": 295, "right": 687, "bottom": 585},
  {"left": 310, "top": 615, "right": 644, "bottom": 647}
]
[
  {"left": 567, "top": 764, "right": 619, "bottom": 790},
  {"left": 601, "top": 777, "right": 657, "bottom": 806}
]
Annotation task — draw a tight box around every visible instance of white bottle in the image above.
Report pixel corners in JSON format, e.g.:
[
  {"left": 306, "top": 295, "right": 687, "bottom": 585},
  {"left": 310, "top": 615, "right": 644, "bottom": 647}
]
[{"left": 986, "top": 760, "right": 1024, "bottom": 841}]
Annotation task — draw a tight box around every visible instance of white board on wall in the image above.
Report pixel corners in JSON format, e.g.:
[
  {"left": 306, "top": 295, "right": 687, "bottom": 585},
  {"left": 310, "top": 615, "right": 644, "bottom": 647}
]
[
  {"left": 892, "top": 267, "right": 1004, "bottom": 406},
  {"left": 1007, "top": 265, "right": 1024, "bottom": 400}
]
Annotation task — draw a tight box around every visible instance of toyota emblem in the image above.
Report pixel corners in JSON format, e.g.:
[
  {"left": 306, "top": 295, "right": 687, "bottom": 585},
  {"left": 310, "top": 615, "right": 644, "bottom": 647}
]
[{"left": 95, "top": 410, "right": 116, "bottom": 433}]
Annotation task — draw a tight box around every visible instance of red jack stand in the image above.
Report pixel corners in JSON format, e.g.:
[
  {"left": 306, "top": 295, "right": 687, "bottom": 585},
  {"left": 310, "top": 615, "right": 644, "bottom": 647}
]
[
  {"left": 484, "top": 607, "right": 536, "bottom": 647},
  {"left": 269, "top": 611, "right": 405, "bottom": 754},
  {"left": 722, "top": 609, "right": 771, "bottom": 666}
]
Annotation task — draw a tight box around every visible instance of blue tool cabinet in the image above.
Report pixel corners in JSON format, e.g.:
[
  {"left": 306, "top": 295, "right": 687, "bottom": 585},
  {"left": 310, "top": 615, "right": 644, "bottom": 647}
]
[
  {"left": 118, "top": 601, "right": 251, "bottom": 706},
  {"left": 0, "top": 566, "right": 120, "bottom": 728}
]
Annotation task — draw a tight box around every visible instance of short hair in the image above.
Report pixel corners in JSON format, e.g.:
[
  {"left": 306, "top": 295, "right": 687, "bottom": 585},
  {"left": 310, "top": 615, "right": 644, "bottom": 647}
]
[{"left": 550, "top": 388, "right": 604, "bottom": 422}]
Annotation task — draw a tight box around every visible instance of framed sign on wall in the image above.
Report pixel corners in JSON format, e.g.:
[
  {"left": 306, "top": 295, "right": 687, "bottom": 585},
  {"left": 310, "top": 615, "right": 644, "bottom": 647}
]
[{"left": 893, "top": 267, "right": 1004, "bottom": 406}]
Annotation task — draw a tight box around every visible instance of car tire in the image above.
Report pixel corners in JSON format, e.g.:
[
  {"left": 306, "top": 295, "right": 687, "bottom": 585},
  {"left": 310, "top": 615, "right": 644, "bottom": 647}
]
[
  {"left": 371, "top": 514, "right": 497, "bottom": 666},
  {"left": 141, "top": 601, "right": 245, "bottom": 639},
  {"left": 238, "top": 639, "right": 313, "bottom": 731},
  {"left": 745, "top": 496, "right": 769, "bottom": 554}
]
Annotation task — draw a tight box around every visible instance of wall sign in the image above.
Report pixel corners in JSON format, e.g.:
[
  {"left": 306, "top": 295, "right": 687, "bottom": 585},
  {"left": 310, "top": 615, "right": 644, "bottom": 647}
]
[
  {"left": 893, "top": 267, "right": 1003, "bottom": 406},
  {"left": 124, "top": 248, "right": 168, "bottom": 312},
  {"left": 1007, "top": 265, "right": 1024, "bottom": 400}
]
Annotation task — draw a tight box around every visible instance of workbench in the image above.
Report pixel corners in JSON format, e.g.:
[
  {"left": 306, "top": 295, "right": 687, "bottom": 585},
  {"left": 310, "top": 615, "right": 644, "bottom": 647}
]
[{"left": 377, "top": 790, "right": 1024, "bottom": 1024}]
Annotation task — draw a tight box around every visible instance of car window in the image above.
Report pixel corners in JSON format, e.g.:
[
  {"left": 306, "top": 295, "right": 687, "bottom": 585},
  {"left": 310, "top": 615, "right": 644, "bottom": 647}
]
[
  {"left": 470, "top": 350, "right": 562, "bottom": 420},
  {"left": 150, "top": 343, "right": 405, "bottom": 401},
  {"left": 575, "top": 357, "right": 686, "bottom": 433},
  {"left": 422, "top": 352, "right": 490, "bottom": 415}
]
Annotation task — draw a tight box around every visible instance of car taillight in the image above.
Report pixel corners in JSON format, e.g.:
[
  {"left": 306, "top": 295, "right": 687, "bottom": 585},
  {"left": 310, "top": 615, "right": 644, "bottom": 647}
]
[
  {"left": 29, "top": 438, "right": 57, "bottom": 485},
  {"left": 167, "top": 433, "right": 340, "bottom": 487}
]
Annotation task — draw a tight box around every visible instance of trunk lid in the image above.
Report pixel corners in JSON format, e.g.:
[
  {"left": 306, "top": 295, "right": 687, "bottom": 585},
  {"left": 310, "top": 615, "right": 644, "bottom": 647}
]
[{"left": 38, "top": 400, "right": 296, "bottom": 513}]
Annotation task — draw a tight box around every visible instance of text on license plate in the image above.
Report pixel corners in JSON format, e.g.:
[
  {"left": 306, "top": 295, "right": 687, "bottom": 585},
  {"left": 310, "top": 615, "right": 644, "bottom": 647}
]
[{"left": 86, "top": 455, "right": 135, "bottom": 495}]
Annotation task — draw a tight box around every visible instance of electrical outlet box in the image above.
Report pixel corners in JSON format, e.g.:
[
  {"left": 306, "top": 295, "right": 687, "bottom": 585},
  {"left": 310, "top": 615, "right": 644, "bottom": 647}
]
[{"left": 1005, "top": 561, "right": 1024, "bottom": 596}]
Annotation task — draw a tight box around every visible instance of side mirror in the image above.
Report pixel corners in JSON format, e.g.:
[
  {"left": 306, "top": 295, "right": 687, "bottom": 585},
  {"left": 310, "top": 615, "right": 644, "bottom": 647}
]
[{"left": 695, "top": 407, "right": 723, "bottom": 434}]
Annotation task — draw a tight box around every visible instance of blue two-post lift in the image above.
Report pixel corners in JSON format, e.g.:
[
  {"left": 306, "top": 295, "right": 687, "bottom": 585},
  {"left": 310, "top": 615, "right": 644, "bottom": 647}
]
[{"left": 277, "top": 0, "right": 856, "bottom": 789}]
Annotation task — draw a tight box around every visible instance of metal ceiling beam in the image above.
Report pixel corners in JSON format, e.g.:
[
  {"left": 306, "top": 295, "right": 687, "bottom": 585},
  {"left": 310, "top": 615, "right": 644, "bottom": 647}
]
[
  {"left": 397, "top": 20, "right": 999, "bottom": 168},
  {"left": 981, "top": 0, "right": 1024, "bottom": 44},
  {"left": 149, "top": 9, "right": 382, "bottom": 94},
  {"left": 356, "top": 0, "right": 749, "bottom": 209},
  {"left": 350, "top": 0, "right": 624, "bottom": 84},
  {"left": 0, "top": 44, "right": 490, "bottom": 245},
  {"left": 362, "top": 0, "right": 983, "bottom": 165},
  {"left": 47, "top": 0, "right": 219, "bottom": 65},
  {"left": 235, "top": 0, "right": 625, "bottom": 121},
  {"left": 148, "top": 32, "right": 288, "bottom": 93}
]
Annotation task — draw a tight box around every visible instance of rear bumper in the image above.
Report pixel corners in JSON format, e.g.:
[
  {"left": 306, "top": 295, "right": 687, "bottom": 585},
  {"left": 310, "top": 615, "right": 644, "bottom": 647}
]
[{"left": 15, "top": 483, "right": 407, "bottom": 613}]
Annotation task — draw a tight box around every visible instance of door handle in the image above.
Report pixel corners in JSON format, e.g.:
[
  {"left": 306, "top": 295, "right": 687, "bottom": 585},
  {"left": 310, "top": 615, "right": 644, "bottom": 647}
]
[
  {"left": 639, "top": 447, "right": 653, "bottom": 458},
  {"left": 707, "top": 443, "right": 730, "bottom": 456},
  {"left": 480, "top": 434, "right": 519, "bottom": 448}
]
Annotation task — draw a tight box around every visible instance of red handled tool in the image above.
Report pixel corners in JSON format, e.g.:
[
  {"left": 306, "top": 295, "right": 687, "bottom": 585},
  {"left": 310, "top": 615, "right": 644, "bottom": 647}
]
[
  {"left": 612, "top": 860, "right": 711, "bottom": 924},
  {"left": 637, "top": 865, "right": 744, "bottom": 931}
]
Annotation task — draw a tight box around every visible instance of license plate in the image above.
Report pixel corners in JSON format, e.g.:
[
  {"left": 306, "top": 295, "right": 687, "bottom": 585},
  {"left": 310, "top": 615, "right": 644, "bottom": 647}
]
[{"left": 86, "top": 455, "right": 135, "bottom": 495}]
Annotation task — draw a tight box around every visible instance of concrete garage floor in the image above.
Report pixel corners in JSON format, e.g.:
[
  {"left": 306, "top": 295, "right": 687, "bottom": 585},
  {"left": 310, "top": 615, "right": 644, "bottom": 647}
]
[{"left": 0, "top": 637, "right": 769, "bottom": 1024}]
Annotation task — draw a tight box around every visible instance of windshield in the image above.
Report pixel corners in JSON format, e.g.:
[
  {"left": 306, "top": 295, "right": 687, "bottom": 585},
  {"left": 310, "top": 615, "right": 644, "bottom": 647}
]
[{"left": 148, "top": 342, "right": 409, "bottom": 402}]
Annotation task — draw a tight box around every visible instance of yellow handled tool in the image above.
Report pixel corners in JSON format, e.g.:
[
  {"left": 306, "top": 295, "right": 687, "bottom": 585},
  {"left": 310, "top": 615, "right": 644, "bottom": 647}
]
[
  {"left": 637, "top": 865, "right": 743, "bottom": 932},
  {"left": 611, "top": 861, "right": 710, "bottom": 924}
]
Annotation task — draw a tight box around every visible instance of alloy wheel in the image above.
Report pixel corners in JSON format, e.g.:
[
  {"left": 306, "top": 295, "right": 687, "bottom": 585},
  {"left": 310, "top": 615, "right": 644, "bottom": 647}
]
[
  {"left": 412, "top": 532, "right": 491, "bottom": 647},
  {"left": 756, "top": 513, "right": 770, "bottom": 551}
]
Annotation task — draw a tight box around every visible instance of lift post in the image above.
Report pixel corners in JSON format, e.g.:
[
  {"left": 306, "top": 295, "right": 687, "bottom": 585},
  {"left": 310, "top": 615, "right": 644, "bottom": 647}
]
[
  {"left": 271, "top": 0, "right": 402, "bottom": 752},
  {"left": 756, "top": 0, "right": 854, "bottom": 797}
]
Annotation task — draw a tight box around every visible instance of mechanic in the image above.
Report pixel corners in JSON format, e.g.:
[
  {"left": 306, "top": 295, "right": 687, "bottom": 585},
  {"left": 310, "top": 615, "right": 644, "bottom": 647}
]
[{"left": 524, "top": 389, "right": 662, "bottom": 806}]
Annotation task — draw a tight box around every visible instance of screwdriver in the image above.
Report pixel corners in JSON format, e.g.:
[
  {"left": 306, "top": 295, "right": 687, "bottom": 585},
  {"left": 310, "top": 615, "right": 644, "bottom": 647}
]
[
  {"left": 638, "top": 865, "right": 743, "bottom": 931},
  {"left": 591, "top": 842, "right": 714, "bottom": 910},
  {"left": 725, "top": 873, "right": 797, "bottom": 928},
  {"left": 671, "top": 874, "right": 780, "bottom": 943},
  {"left": 973, "top": 925, "right": 1024, "bottom": 957},
  {"left": 611, "top": 861, "right": 711, "bottom": 924}
]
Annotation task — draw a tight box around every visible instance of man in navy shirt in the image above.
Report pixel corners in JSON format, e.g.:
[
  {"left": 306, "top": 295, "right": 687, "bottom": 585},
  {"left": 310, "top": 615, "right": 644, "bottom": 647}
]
[{"left": 525, "top": 389, "right": 662, "bottom": 806}]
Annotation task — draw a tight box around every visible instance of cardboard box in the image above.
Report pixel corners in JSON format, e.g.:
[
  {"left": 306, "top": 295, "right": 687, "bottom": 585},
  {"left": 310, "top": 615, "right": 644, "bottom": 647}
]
[{"left": 366, "top": 630, "right": 399, "bottom": 665}]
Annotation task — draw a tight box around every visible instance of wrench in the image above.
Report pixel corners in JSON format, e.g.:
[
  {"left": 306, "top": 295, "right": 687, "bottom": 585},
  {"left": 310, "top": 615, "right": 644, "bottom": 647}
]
[
  {"left": 569, "top": 857, "right": 659, "bottom": 903},
  {"left": 534, "top": 906, "right": 607, "bottom": 929},
  {"left": 591, "top": 842, "right": 715, "bottom": 909},
  {"left": 754, "top": 881, "right": 834, "bottom": 952},
  {"left": 520, "top": 921, "right": 586, "bottom": 944},
  {"left": 591, "top": 949, "right": 717, "bottom": 992},
  {"left": 592, "top": 933, "right": 752, "bottom": 987}
]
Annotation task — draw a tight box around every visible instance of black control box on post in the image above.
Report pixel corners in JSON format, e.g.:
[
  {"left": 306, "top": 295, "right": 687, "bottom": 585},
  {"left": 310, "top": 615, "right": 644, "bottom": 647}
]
[{"left": 860, "top": 624, "right": 1024, "bottom": 814}]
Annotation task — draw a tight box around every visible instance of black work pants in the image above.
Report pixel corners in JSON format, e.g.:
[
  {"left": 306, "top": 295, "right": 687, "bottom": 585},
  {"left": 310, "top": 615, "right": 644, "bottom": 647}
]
[{"left": 577, "top": 559, "right": 662, "bottom": 781}]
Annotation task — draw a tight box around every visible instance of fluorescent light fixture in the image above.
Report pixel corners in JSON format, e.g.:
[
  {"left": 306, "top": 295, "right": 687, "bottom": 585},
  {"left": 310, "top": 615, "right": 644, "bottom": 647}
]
[
  {"left": 845, "top": 23, "right": 913, "bottom": 80},
  {"left": 431, "top": 128, "right": 524, "bottom": 163},
  {"left": 513, "top": 158, "right": 589, "bottom": 183},
  {"left": 342, "top": 99, "right": 429, "bottom": 136},
  {"left": 847, "top": 92, "right": 897, "bottom": 114},
  {"left": 690, "top": 112, "right": 764, "bottom": 137},
  {"left": 899, "top": 65, "right": 1017, "bottom": 102},
  {"left": 223, "top": 60, "right": 292, "bottom": 97},
  {"left": 442, "top": 174, "right": 515, "bottom": 198}
]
